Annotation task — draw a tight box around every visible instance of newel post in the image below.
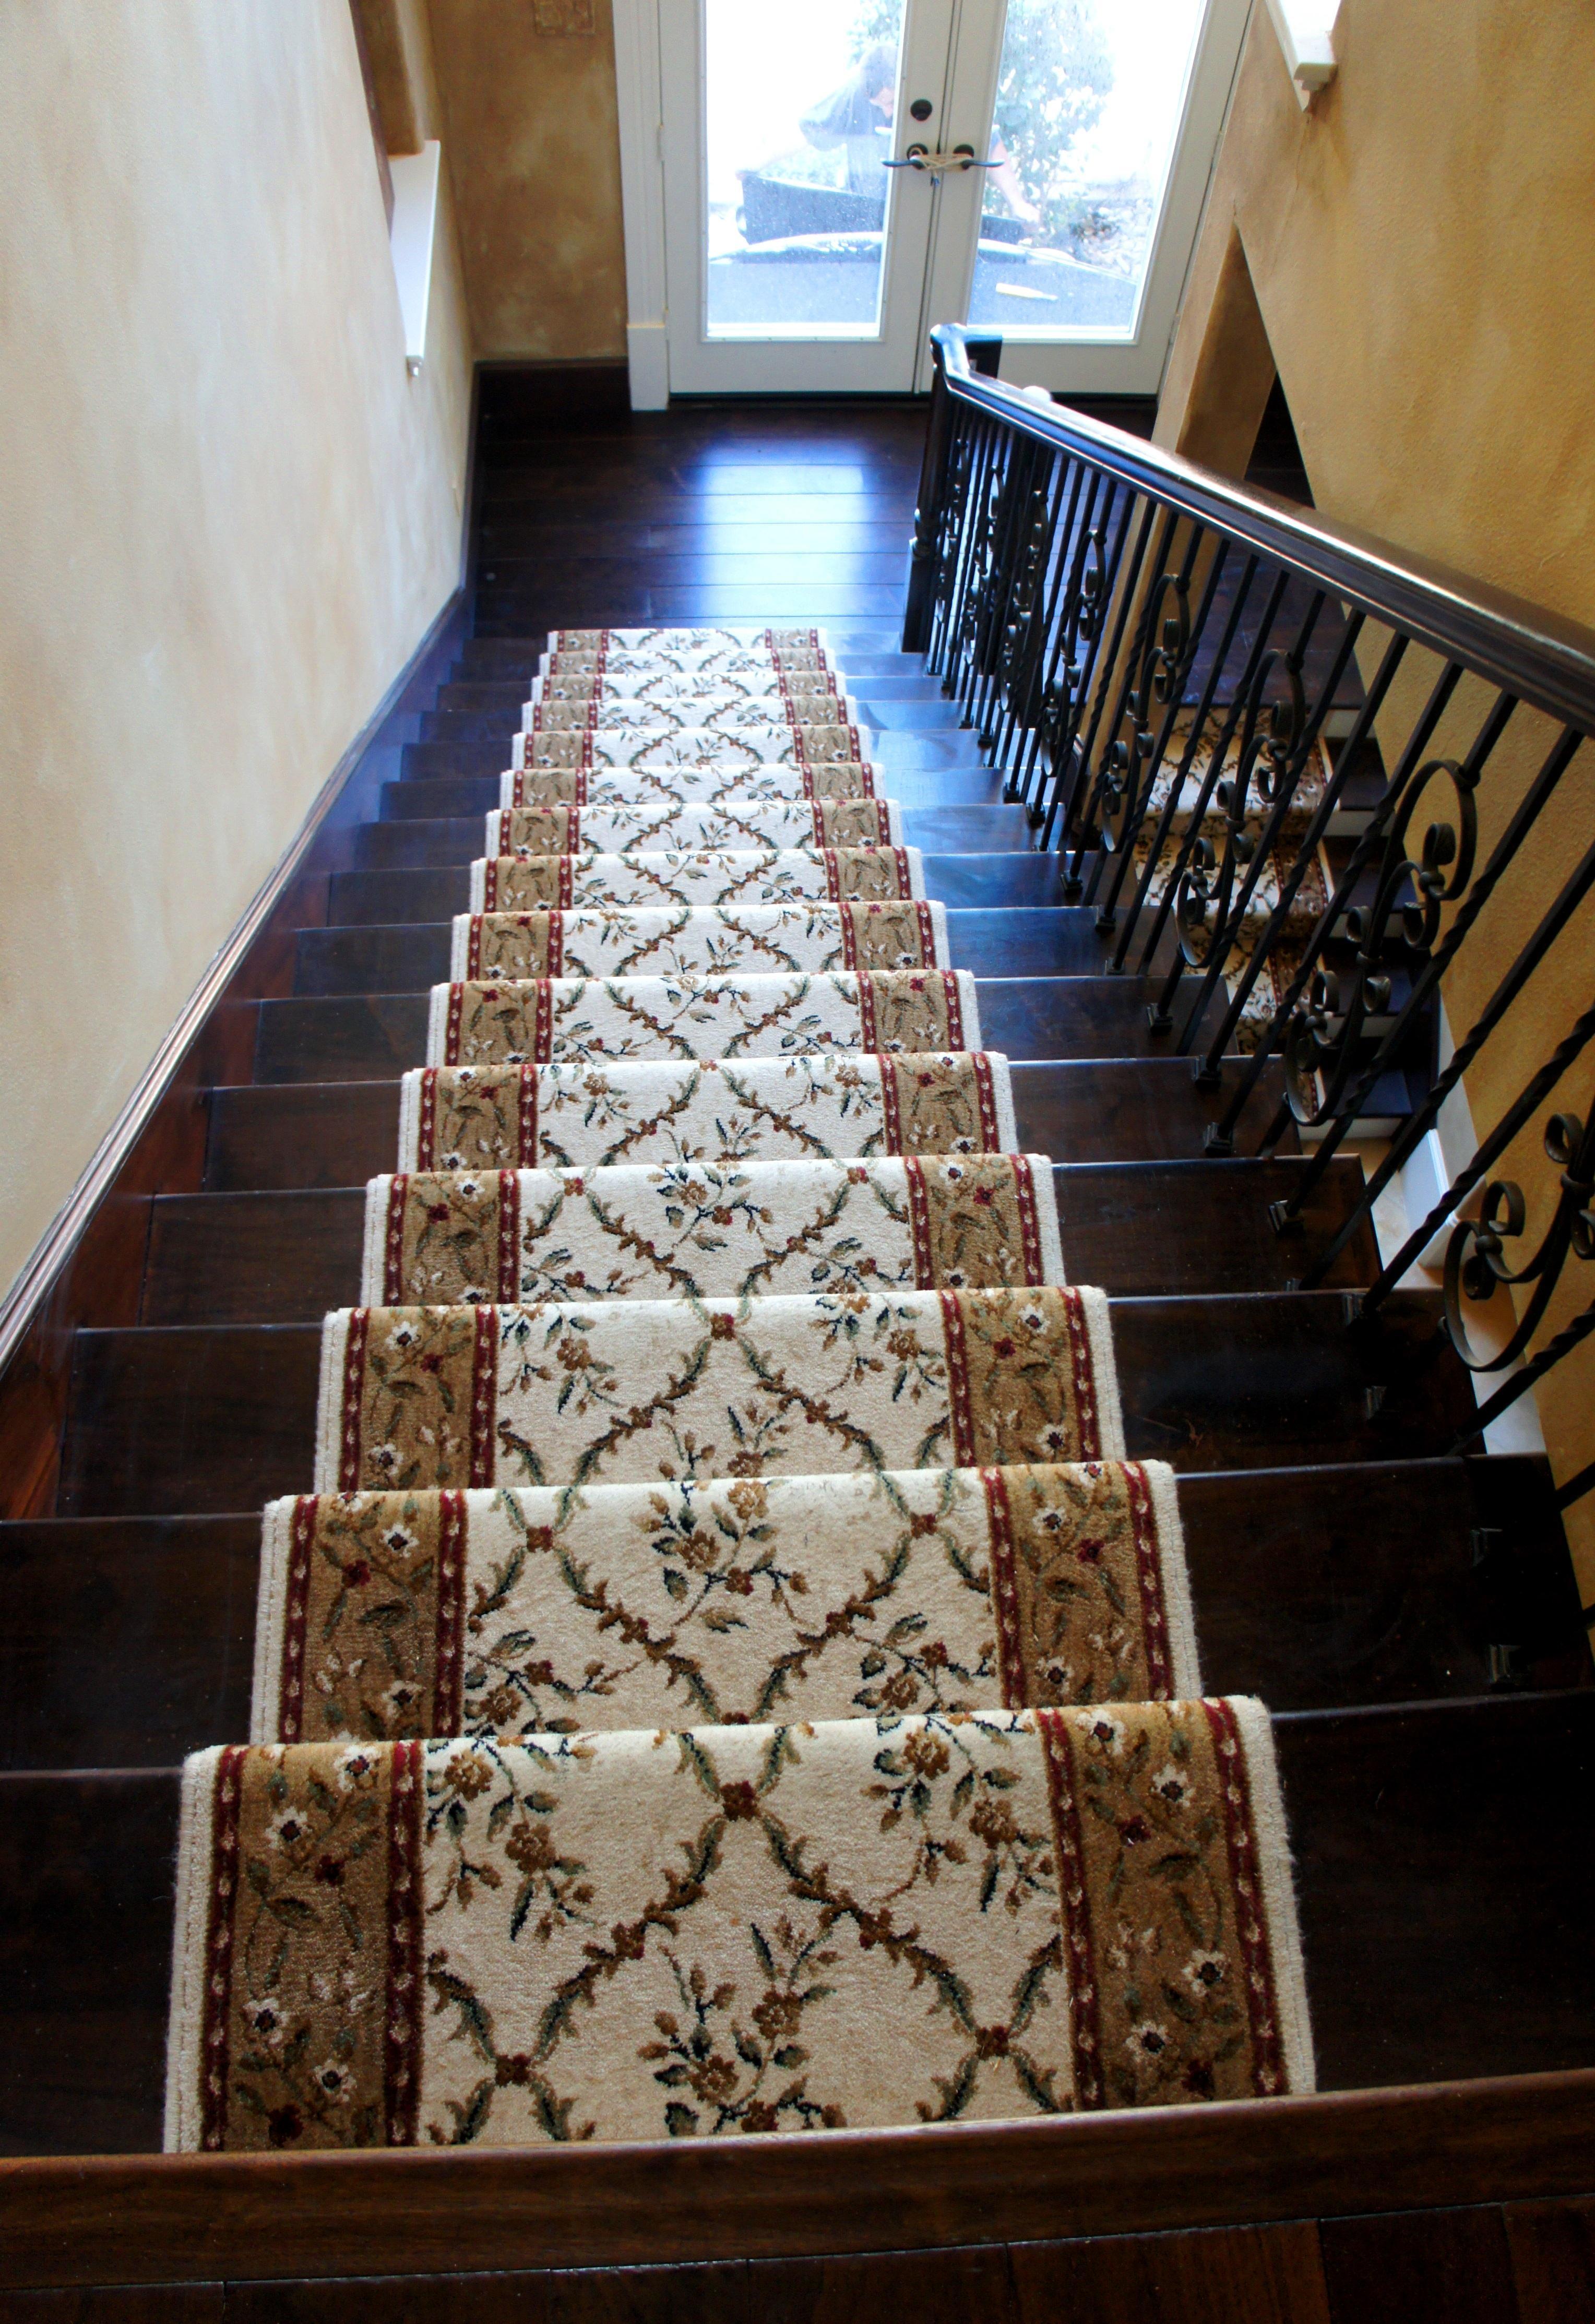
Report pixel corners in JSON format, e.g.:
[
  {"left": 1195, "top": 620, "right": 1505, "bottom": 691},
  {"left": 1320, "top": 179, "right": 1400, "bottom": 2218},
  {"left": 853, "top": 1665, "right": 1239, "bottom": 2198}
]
[{"left": 903, "top": 338, "right": 955, "bottom": 655}]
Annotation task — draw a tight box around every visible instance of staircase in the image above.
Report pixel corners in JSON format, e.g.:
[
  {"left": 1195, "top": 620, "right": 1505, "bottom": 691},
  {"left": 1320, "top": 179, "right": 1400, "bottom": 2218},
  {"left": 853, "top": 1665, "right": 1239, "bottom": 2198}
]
[{"left": 0, "top": 373, "right": 1592, "bottom": 2306}]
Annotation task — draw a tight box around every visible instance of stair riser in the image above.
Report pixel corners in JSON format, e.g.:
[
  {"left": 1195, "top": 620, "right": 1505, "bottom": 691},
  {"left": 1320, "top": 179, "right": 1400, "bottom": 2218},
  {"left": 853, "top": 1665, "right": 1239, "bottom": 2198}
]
[
  {"left": 4, "top": 1459, "right": 1580, "bottom": 1773},
  {"left": 57, "top": 1292, "right": 1477, "bottom": 1519},
  {"left": 202, "top": 1060, "right": 1298, "bottom": 1191},
  {"left": 251, "top": 978, "right": 1231, "bottom": 1084},
  {"left": 137, "top": 1161, "right": 1377, "bottom": 1325}
]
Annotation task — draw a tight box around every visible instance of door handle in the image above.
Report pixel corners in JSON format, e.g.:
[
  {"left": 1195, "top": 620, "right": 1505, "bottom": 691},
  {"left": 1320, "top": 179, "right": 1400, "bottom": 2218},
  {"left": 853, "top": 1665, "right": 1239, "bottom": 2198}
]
[{"left": 884, "top": 144, "right": 997, "bottom": 176}]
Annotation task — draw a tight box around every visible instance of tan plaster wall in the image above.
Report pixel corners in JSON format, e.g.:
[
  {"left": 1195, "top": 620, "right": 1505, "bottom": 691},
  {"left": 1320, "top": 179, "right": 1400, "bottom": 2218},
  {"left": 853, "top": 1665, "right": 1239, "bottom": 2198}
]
[
  {"left": 0, "top": 2, "right": 473, "bottom": 1303},
  {"left": 427, "top": 0, "right": 628, "bottom": 360},
  {"left": 1159, "top": 0, "right": 1595, "bottom": 1588}
]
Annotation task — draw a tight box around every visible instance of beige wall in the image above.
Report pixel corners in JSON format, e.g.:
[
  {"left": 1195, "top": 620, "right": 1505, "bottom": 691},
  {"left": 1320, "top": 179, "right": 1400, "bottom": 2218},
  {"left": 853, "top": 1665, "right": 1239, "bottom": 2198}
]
[
  {"left": 1160, "top": 0, "right": 1595, "bottom": 1589},
  {"left": 0, "top": 2, "right": 473, "bottom": 1304},
  {"left": 428, "top": 0, "right": 628, "bottom": 361}
]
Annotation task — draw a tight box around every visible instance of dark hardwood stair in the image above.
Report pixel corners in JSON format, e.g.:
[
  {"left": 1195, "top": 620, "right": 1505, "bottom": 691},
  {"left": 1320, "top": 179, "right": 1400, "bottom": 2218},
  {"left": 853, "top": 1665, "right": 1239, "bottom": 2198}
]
[
  {"left": 200, "top": 1058, "right": 1299, "bottom": 1191},
  {"left": 3, "top": 1692, "right": 1590, "bottom": 2156},
  {"left": 134, "top": 1158, "right": 1377, "bottom": 1326},
  {"left": 0, "top": 1456, "right": 1579, "bottom": 1773},
  {"left": 2, "top": 385, "right": 1590, "bottom": 2269},
  {"left": 55, "top": 1289, "right": 1478, "bottom": 1519}
]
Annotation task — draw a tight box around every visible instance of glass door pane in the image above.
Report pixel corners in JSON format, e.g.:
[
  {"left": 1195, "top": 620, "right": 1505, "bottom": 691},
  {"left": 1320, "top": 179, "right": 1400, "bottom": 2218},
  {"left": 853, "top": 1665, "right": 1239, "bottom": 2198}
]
[
  {"left": 703, "top": 0, "right": 909, "bottom": 339},
  {"left": 966, "top": 0, "right": 1205, "bottom": 337}
]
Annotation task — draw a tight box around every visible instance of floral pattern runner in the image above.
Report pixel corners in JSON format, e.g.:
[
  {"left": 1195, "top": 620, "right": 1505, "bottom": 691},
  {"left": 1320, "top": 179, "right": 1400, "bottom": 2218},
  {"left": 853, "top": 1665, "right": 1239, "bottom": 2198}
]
[
  {"left": 487, "top": 800, "right": 902, "bottom": 854},
  {"left": 167, "top": 1698, "right": 1311, "bottom": 2150},
  {"left": 397, "top": 1052, "right": 1017, "bottom": 1173},
  {"left": 502, "top": 762, "right": 878, "bottom": 807},
  {"left": 514, "top": 725, "right": 871, "bottom": 774},
  {"left": 470, "top": 845, "right": 923, "bottom": 913},
  {"left": 256, "top": 1461, "right": 1196, "bottom": 1744},
  {"left": 547, "top": 626, "right": 830, "bottom": 659},
  {"left": 314, "top": 1285, "right": 1122, "bottom": 1494},
  {"left": 362, "top": 1154, "right": 1063, "bottom": 1306},
  {"left": 426, "top": 969, "right": 979, "bottom": 1068},
  {"left": 541, "top": 645, "right": 831, "bottom": 680},
  {"left": 523, "top": 697, "right": 861, "bottom": 741},
  {"left": 531, "top": 668, "right": 844, "bottom": 709},
  {"left": 450, "top": 901, "right": 946, "bottom": 982}
]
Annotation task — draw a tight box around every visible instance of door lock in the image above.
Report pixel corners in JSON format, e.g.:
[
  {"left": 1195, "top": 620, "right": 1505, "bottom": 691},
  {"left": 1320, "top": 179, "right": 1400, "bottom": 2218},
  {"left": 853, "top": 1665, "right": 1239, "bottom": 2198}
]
[{"left": 908, "top": 97, "right": 934, "bottom": 121}]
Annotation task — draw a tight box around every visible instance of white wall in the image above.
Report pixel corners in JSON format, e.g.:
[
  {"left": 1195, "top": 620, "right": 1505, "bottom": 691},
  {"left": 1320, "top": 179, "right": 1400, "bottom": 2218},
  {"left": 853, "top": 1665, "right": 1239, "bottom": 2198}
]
[{"left": 0, "top": 2, "right": 473, "bottom": 1297}]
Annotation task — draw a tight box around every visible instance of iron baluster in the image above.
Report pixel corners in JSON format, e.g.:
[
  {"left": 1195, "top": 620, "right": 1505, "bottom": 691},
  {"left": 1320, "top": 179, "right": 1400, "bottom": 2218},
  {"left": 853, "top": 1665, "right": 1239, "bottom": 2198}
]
[{"left": 1282, "top": 710, "right": 1581, "bottom": 1241}]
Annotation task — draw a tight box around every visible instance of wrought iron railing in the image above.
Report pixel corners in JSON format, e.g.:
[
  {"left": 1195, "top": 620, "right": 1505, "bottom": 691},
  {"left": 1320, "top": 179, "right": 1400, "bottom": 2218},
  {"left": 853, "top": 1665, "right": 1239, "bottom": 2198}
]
[{"left": 905, "top": 323, "right": 1595, "bottom": 1473}]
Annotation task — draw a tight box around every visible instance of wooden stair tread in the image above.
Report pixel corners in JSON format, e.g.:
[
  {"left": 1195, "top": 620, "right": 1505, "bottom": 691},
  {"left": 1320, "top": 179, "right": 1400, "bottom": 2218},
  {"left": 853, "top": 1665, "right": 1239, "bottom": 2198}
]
[
  {"left": 0, "top": 1458, "right": 1580, "bottom": 1772},
  {"left": 291, "top": 911, "right": 1152, "bottom": 996},
  {"left": 2, "top": 1695, "right": 1589, "bottom": 2155},
  {"left": 348, "top": 806, "right": 1042, "bottom": 869},
  {"left": 201, "top": 1061, "right": 1298, "bottom": 1190},
  {"left": 137, "top": 1160, "right": 1376, "bottom": 1325},
  {"left": 250, "top": 978, "right": 1232, "bottom": 1084},
  {"left": 56, "top": 1290, "right": 1477, "bottom": 1518}
]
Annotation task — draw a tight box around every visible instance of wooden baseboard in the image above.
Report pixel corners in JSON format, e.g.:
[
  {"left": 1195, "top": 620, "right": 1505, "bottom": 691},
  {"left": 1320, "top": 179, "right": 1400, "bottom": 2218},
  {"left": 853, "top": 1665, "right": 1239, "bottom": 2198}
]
[{"left": 0, "top": 2069, "right": 1590, "bottom": 2289}]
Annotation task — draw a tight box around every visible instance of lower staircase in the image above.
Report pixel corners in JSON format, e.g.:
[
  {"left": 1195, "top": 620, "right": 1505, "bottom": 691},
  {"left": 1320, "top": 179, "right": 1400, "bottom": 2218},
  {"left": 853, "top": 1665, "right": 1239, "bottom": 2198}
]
[{"left": 2, "top": 475, "right": 1593, "bottom": 2297}]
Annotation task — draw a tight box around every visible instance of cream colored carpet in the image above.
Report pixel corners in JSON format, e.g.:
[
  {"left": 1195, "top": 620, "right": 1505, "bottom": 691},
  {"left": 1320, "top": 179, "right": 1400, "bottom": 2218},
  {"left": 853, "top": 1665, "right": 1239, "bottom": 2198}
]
[{"left": 396, "top": 1052, "right": 1017, "bottom": 1172}]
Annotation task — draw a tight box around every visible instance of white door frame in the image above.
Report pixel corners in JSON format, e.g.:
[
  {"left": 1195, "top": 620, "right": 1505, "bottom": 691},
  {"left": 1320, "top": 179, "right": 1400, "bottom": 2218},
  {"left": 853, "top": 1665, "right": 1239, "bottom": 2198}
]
[
  {"left": 611, "top": 0, "right": 1249, "bottom": 409},
  {"left": 969, "top": 0, "right": 1251, "bottom": 398},
  {"left": 612, "top": 0, "right": 672, "bottom": 409}
]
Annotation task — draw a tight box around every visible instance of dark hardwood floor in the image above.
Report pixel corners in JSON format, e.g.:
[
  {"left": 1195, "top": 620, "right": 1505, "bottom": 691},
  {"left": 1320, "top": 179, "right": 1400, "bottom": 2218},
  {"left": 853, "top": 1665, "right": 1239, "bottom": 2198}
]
[{"left": 0, "top": 371, "right": 1591, "bottom": 2300}]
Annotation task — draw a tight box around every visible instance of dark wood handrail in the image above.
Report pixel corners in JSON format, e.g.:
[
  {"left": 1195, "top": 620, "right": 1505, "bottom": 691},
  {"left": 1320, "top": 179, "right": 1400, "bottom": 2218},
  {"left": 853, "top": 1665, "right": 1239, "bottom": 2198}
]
[{"left": 919, "top": 324, "right": 1595, "bottom": 734}]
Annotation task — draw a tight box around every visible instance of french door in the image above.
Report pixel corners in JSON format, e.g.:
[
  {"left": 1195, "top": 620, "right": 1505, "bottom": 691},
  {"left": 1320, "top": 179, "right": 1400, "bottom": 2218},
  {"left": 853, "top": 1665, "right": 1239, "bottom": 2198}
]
[{"left": 651, "top": 0, "right": 1248, "bottom": 398}]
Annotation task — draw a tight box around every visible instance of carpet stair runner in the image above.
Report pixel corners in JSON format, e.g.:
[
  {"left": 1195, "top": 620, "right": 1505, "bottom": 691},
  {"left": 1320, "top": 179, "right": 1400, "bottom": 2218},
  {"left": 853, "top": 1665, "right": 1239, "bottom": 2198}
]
[
  {"left": 164, "top": 622, "right": 1315, "bottom": 2155},
  {"left": 449, "top": 898, "right": 948, "bottom": 981},
  {"left": 471, "top": 843, "right": 925, "bottom": 911},
  {"left": 362, "top": 1152, "right": 1064, "bottom": 1303},
  {"left": 489, "top": 798, "right": 901, "bottom": 849},
  {"left": 512, "top": 725, "right": 876, "bottom": 777},
  {"left": 253, "top": 1461, "right": 1196, "bottom": 1744},
  {"left": 428, "top": 966, "right": 979, "bottom": 1069},
  {"left": 398, "top": 1051, "right": 1017, "bottom": 1171}
]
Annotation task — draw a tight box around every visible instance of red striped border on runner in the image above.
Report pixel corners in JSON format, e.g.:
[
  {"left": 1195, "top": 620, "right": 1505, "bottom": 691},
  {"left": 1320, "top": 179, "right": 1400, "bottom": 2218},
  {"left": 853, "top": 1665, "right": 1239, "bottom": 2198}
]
[
  {"left": 915, "top": 901, "right": 937, "bottom": 964},
  {"left": 495, "top": 1171, "right": 521, "bottom": 1304},
  {"left": 518, "top": 1062, "right": 540, "bottom": 1163},
  {"left": 979, "top": 1467, "right": 1027, "bottom": 1706},
  {"left": 533, "top": 979, "right": 553, "bottom": 1063},
  {"left": 276, "top": 1497, "right": 319, "bottom": 1742},
  {"left": 1013, "top": 1156, "right": 1044, "bottom": 1284},
  {"left": 939, "top": 1289, "right": 974, "bottom": 1465},
  {"left": 545, "top": 913, "right": 564, "bottom": 979},
  {"left": 879, "top": 1057, "right": 903, "bottom": 1152},
  {"left": 1201, "top": 1697, "right": 1288, "bottom": 2095},
  {"left": 1036, "top": 1708, "right": 1106, "bottom": 2108},
  {"left": 197, "top": 1745, "right": 248, "bottom": 2150},
  {"left": 1124, "top": 1463, "right": 1172, "bottom": 1698},
  {"left": 941, "top": 969, "right": 966, "bottom": 1048},
  {"left": 338, "top": 1308, "right": 372, "bottom": 1493},
  {"left": 415, "top": 1066, "right": 439, "bottom": 1167},
  {"left": 838, "top": 908, "right": 857, "bottom": 971},
  {"left": 432, "top": 1494, "right": 468, "bottom": 1733},
  {"left": 383, "top": 1738, "right": 423, "bottom": 2144},
  {"left": 444, "top": 984, "right": 466, "bottom": 1067},
  {"left": 1062, "top": 1286, "right": 1101, "bottom": 1458},
  {"left": 383, "top": 1174, "right": 410, "bottom": 1304},
  {"left": 972, "top": 1053, "right": 999, "bottom": 1151},
  {"left": 469, "top": 1305, "right": 498, "bottom": 1486},
  {"left": 903, "top": 1158, "right": 934, "bottom": 1284},
  {"left": 855, "top": 972, "right": 879, "bottom": 1054}
]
